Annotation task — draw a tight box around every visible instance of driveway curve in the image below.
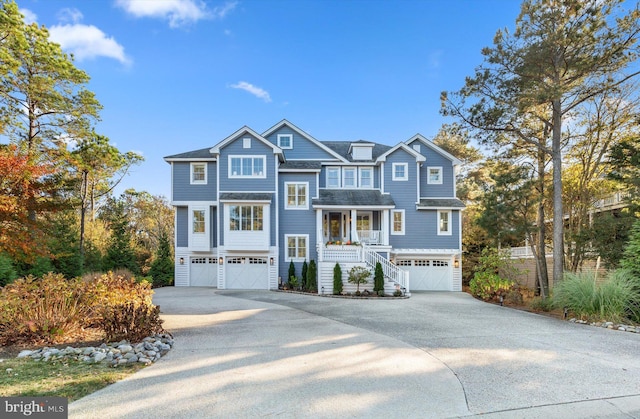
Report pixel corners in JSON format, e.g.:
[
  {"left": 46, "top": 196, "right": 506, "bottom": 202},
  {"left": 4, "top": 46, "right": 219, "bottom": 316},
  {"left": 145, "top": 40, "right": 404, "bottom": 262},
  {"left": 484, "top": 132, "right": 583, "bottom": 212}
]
[{"left": 70, "top": 288, "right": 640, "bottom": 418}]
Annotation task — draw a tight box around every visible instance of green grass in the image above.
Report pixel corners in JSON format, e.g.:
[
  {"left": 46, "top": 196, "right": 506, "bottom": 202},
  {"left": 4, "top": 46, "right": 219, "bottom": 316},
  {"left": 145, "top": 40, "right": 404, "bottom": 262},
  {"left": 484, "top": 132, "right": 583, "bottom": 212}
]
[{"left": 0, "top": 357, "right": 144, "bottom": 402}]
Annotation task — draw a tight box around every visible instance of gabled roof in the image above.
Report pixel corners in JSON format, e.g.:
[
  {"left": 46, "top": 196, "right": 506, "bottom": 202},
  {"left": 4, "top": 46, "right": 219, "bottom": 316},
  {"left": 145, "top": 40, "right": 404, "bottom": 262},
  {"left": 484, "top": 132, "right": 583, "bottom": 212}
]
[
  {"left": 407, "top": 134, "right": 463, "bottom": 165},
  {"left": 416, "top": 198, "right": 466, "bottom": 209},
  {"left": 262, "top": 119, "right": 346, "bottom": 162},
  {"left": 210, "top": 126, "right": 284, "bottom": 162},
  {"left": 323, "top": 141, "right": 391, "bottom": 162},
  {"left": 164, "top": 147, "right": 216, "bottom": 162},
  {"left": 375, "top": 142, "right": 426, "bottom": 163},
  {"left": 312, "top": 189, "right": 395, "bottom": 208}
]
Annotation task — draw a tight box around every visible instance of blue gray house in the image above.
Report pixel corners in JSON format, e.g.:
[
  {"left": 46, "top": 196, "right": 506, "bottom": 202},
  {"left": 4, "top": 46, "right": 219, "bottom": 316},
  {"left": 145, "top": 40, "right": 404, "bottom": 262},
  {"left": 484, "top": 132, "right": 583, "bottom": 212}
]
[{"left": 164, "top": 120, "right": 464, "bottom": 294}]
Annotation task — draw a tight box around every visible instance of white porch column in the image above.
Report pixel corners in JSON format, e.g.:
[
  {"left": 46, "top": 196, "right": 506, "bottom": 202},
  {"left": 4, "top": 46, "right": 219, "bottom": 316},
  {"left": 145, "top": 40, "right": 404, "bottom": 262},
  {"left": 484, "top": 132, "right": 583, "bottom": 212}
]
[
  {"left": 351, "top": 209, "right": 357, "bottom": 242},
  {"left": 316, "top": 209, "right": 323, "bottom": 261},
  {"left": 382, "top": 209, "right": 389, "bottom": 245}
]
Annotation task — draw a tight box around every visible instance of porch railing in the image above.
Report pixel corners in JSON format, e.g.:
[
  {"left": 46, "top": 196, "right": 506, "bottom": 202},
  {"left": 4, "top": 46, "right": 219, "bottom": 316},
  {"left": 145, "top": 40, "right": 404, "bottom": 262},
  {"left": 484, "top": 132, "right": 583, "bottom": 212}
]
[
  {"left": 362, "top": 247, "right": 409, "bottom": 292},
  {"left": 317, "top": 244, "right": 363, "bottom": 262},
  {"left": 356, "top": 230, "right": 383, "bottom": 245}
]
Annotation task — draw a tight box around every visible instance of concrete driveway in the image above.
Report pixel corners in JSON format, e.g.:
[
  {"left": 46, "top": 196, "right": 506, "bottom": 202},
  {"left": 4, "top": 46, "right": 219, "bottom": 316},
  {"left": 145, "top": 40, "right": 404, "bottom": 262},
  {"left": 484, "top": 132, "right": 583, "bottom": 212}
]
[{"left": 70, "top": 288, "right": 640, "bottom": 418}]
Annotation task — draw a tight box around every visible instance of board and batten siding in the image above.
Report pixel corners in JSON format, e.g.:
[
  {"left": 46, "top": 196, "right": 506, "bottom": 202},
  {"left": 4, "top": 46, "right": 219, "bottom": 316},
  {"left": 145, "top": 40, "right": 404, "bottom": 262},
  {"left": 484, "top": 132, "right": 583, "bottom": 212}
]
[
  {"left": 278, "top": 172, "right": 317, "bottom": 282},
  {"left": 172, "top": 162, "right": 217, "bottom": 201},
  {"left": 265, "top": 126, "right": 337, "bottom": 160}
]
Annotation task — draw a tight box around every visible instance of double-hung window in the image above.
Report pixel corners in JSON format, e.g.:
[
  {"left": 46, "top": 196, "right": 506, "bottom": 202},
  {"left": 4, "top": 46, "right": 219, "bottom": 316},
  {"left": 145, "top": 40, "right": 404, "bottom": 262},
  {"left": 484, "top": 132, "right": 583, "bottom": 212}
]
[
  {"left": 359, "top": 168, "right": 373, "bottom": 188},
  {"left": 428, "top": 167, "right": 443, "bottom": 184},
  {"left": 229, "top": 205, "right": 263, "bottom": 231},
  {"left": 392, "top": 163, "right": 408, "bottom": 181},
  {"left": 190, "top": 163, "right": 207, "bottom": 184},
  {"left": 192, "top": 209, "right": 205, "bottom": 233},
  {"left": 343, "top": 168, "right": 356, "bottom": 188},
  {"left": 278, "top": 134, "right": 293, "bottom": 149},
  {"left": 438, "top": 210, "right": 451, "bottom": 235},
  {"left": 229, "top": 156, "right": 266, "bottom": 178},
  {"left": 285, "top": 182, "right": 308, "bottom": 209},
  {"left": 391, "top": 210, "right": 405, "bottom": 235},
  {"left": 327, "top": 167, "right": 340, "bottom": 188},
  {"left": 286, "top": 235, "right": 308, "bottom": 261}
]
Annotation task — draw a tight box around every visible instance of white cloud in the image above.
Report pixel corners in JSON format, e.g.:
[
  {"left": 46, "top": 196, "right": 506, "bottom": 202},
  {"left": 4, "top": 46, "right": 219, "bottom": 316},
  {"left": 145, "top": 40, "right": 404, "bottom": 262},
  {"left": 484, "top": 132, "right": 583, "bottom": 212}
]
[
  {"left": 57, "top": 7, "right": 83, "bottom": 24},
  {"left": 19, "top": 8, "right": 37, "bottom": 24},
  {"left": 115, "top": 0, "right": 210, "bottom": 28},
  {"left": 211, "top": 1, "right": 238, "bottom": 19},
  {"left": 230, "top": 81, "right": 272, "bottom": 103},
  {"left": 49, "top": 24, "right": 131, "bottom": 65}
]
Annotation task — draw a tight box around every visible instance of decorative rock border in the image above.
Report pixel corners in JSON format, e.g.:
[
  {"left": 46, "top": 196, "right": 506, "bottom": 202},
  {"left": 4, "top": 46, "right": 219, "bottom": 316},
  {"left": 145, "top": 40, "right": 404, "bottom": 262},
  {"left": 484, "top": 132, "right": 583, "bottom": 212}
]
[
  {"left": 569, "top": 318, "right": 638, "bottom": 333},
  {"left": 15, "top": 333, "right": 174, "bottom": 367}
]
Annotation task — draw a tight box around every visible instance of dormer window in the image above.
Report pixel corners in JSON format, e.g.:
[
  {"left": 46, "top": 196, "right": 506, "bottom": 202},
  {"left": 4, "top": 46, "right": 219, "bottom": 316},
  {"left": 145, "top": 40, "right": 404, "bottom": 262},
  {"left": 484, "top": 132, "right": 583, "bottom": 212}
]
[
  {"left": 278, "top": 134, "right": 293, "bottom": 149},
  {"left": 350, "top": 142, "right": 374, "bottom": 160}
]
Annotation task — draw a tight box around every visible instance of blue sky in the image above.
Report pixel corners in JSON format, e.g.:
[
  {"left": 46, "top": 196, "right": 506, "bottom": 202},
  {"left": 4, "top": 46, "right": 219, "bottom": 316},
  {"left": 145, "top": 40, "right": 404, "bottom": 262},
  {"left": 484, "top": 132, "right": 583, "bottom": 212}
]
[{"left": 16, "top": 0, "right": 522, "bottom": 199}]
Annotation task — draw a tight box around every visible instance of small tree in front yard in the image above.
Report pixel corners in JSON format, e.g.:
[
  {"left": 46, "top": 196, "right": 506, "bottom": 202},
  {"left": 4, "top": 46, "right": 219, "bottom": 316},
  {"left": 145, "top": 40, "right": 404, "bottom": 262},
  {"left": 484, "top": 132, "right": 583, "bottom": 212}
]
[
  {"left": 348, "top": 266, "right": 371, "bottom": 295},
  {"left": 307, "top": 260, "right": 317, "bottom": 293},
  {"left": 301, "top": 260, "right": 308, "bottom": 290},
  {"left": 333, "top": 263, "right": 343, "bottom": 295},
  {"left": 373, "top": 262, "right": 384, "bottom": 294}
]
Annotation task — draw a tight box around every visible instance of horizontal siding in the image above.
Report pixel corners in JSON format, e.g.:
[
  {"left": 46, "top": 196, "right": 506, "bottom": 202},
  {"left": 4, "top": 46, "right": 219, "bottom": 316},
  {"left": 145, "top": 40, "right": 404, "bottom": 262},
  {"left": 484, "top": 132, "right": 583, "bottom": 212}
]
[
  {"left": 390, "top": 209, "right": 460, "bottom": 249},
  {"left": 218, "top": 134, "right": 277, "bottom": 192},
  {"left": 174, "top": 248, "right": 190, "bottom": 286},
  {"left": 176, "top": 207, "right": 188, "bottom": 247},
  {"left": 265, "top": 126, "right": 336, "bottom": 160},
  {"left": 173, "top": 162, "right": 217, "bottom": 201}
]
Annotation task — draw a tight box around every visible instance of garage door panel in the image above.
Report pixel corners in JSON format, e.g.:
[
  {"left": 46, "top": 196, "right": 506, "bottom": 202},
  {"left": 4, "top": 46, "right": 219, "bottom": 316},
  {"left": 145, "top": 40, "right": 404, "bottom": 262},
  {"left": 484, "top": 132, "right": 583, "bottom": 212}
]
[
  {"left": 226, "top": 257, "right": 268, "bottom": 289},
  {"left": 400, "top": 259, "right": 452, "bottom": 291},
  {"left": 190, "top": 257, "right": 218, "bottom": 287}
]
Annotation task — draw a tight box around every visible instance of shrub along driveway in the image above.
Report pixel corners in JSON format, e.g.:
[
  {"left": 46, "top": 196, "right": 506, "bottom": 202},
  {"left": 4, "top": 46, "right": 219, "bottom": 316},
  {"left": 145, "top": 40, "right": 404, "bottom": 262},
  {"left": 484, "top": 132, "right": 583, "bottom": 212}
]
[{"left": 70, "top": 288, "right": 640, "bottom": 418}]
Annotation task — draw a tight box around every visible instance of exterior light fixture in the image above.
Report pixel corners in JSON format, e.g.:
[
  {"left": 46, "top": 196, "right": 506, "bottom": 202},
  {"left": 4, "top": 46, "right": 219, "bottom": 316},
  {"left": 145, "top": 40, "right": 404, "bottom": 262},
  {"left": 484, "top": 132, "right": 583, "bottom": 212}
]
[
  {"left": 270, "top": 257, "right": 275, "bottom": 265},
  {"left": 219, "top": 257, "right": 224, "bottom": 265},
  {"left": 454, "top": 259, "right": 460, "bottom": 269},
  {"left": 179, "top": 257, "right": 184, "bottom": 265},
  {"left": 321, "top": 286, "right": 325, "bottom": 295}
]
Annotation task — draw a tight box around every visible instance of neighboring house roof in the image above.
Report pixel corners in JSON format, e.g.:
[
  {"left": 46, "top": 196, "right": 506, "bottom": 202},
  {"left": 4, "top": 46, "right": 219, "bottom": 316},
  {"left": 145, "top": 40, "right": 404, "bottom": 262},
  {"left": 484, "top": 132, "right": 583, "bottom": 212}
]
[
  {"left": 407, "top": 134, "right": 463, "bottom": 165},
  {"left": 262, "top": 119, "right": 347, "bottom": 162},
  {"left": 416, "top": 198, "right": 466, "bottom": 209},
  {"left": 210, "top": 126, "right": 285, "bottom": 162},
  {"left": 164, "top": 147, "right": 215, "bottom": 161},
  {"left": 375, "top": 142, "right": 426, "bottom": 163},
  {"left": 219, "top": 193, "right": 273, "bottom": 202},
  {"left": 279, "top": 161, "right": 322, "bottom": 171},
  {"left": 312, "top": 189, "right": 396, "bottom": 208},
  {"left": 323, "top": 141, "right": 392, "bottom": 162}
]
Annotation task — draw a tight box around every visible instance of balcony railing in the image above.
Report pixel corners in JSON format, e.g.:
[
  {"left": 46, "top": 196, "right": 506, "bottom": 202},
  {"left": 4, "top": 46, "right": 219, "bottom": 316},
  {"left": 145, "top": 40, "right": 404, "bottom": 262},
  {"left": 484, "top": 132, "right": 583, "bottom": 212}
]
[{"left": 356, "top": 230, "right": 383, "bottom": 245}]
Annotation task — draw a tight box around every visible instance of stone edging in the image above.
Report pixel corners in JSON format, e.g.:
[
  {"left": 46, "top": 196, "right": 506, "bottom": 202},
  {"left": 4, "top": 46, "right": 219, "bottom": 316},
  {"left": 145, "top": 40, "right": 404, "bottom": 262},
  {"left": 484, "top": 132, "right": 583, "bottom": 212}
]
[
  {"left": 15, "top": 333, "right": 174, "bottom": 366},
  {"left": 568, "top": 318, "right": 639, "bottom": 333}
]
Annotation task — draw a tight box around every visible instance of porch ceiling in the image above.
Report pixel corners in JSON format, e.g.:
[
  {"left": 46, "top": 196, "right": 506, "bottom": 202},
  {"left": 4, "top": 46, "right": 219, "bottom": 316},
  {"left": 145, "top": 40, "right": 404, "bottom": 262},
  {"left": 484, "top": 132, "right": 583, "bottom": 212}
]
[{"left": 312, "top": 189, "right": 395, "bottom": 208}]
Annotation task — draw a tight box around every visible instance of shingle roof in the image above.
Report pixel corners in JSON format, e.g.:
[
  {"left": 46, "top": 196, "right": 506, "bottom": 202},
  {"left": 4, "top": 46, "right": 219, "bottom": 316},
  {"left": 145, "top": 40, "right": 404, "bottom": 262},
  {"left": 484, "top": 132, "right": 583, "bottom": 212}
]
[
  {"left": 219, "top": 193, "right": 273, "bottom": 201},
  {"left": 322, "top": 141, "right": 392, "bottom": 162},
  {"left": 417, "top": 198, "right": 466, "bottom": 208},
  {"left": 164, "top": 148, "right": 214, "bottom": 160},
  {"left": 312, "top": 189, "right": 395, "bottom": 207},
  {"left": 279, "top": 161, "right": 322, "bottom": 170}
]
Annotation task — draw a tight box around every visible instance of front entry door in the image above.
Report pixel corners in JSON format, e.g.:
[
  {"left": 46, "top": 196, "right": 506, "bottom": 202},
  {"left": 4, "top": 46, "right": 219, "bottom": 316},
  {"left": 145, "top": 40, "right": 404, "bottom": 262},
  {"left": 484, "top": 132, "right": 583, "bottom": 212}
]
[{"left": 329, "top": 212, "right": 342, "bottom": 241}]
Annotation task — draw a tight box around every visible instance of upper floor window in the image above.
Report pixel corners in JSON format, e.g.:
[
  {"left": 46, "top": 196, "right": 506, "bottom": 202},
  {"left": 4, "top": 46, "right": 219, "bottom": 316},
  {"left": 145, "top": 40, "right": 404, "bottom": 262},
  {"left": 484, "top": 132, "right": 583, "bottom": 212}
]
[
  {"left": 278, "top": 134, "right": 293, "bottom": 149},
  {"left": 392, "top": 163, "right": 408, "bottom": 181},
  {"left": 229, "top": 205, "right": 263, "bottom": 231},
  {"left": 359, "top": 168, "right": 373, "bottom": 188},
  {"left": 229, "top": 156, "right": 266, "bottom": 178},
  {"left": 192, "top": 209, "right": 206, "bottom": 233},
  {"left": 243, "top": 137, "right": 251, "bottom": 148},
  {"left": 412, "top": 144, "right": 421, "bottom": 153},
  {"left": 191, "top": 163, "right": 207, "bottom": 184},
  {"left": 285, "top": 182, "right": 308, "bottom": 209},
  {"left": 428, "top": 167, "right": 443, "bottom": 184},
  {"left": 343, "top": 168, "right": 356, "bottom": 188},
  {"left": 438, "top": 210, "right": 451, "bottom": 235},
  {"left": 286, "top": 234, "right": 308, "bottom": 261},
  {"left": 327, "top": 167, "right": 340, "bottom": 188},
  {"left": 391, "top": 210, "right": 405, "bottom": 235}
]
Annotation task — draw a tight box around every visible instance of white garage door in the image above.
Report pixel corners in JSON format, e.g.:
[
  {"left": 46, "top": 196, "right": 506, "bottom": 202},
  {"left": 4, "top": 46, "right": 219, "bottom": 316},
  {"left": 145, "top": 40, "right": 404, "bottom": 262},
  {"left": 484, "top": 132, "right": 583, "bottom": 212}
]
[
  {"left": 398, "top": 259, "right": 452, "bottom": 291},
  {"left": 226, "top": 257, "right": 269, "bottom": 289},
  {"left": 190, "top": 257, "right": 218, "bottom": 287}
]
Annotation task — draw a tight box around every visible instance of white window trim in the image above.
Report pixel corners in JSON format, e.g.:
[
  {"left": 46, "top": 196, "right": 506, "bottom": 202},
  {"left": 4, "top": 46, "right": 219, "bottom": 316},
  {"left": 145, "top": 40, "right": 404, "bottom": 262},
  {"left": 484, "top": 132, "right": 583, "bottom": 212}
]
[
  {"left": 192, "top": 209, "right": 206, "bottom": 234},
  {"left": 277, "top": 134, "right": 293, "bottom": 149},
  {"left": 243, "top": 137, "right": 251, "bottom": 149},
  {"left": 285, "top": 234, "right": 309, "bottom": 262},
  {"left": 190, "top": 162, "right": 207, "bottom": 185},
  {"left": 391, "top": 209, "right": 405, "bottom": 235},
  {"left": 343, "top": 167, "right": 357, "bottom": 188},
  {"left": 438, "top": 210, "right": 452, "bottom": 236},
  {"left": 392, "top": 163, "right": 408, "bottom": 181},
  {"left": 228, "top": 204, "right": 264, "bottom": 231},
  {"left": 327, "top": 166, "right": 341, "bottom": 188},
  {"left": 284, "top": 182, "right": 309, "bottom": 210},
  {"left": 228, "top": 155, "right": 267, "bottom": 179},
  {"left": 359, "top": 167, "right": 373, "bottom": 189},
  {"left": 428, "top": 166, "right": 443, "bottom": 185}
]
